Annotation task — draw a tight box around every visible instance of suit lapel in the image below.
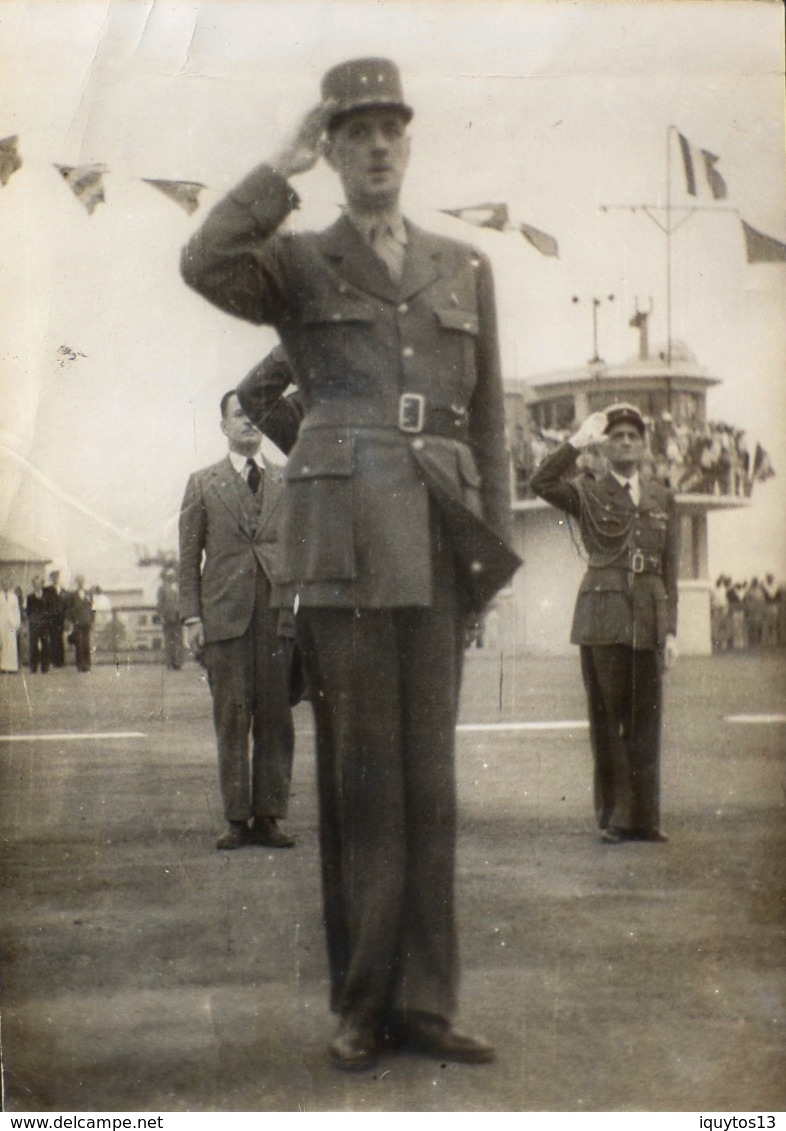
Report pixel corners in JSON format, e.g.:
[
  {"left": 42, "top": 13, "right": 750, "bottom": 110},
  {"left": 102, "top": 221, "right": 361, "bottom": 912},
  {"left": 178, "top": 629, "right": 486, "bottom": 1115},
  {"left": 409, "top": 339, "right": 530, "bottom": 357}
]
[
  {"left": 317, "top": 215, "right": 445, "bottom": 304},
  {"left": 206, "top": 457, "right": 254, "bottom": 536},
  {"left": 398, "top": 221, "right": 444, "bottom": 301},
  {"left": 318, "top": 215, "right": 399, "bottom": 303}
]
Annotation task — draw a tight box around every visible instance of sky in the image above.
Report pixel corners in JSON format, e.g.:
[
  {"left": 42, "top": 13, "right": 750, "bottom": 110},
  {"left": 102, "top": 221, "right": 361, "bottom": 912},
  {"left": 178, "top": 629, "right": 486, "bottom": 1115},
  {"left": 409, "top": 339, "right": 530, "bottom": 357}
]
[{"left": 1, "top": 0, "right": 784, "bottom": 593}]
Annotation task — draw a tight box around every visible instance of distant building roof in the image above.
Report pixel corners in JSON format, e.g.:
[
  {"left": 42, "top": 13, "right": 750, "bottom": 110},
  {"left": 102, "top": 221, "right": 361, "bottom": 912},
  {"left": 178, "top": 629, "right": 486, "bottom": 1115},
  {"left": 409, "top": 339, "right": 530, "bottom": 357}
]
[{"left": 0, "top": 535, "right": 50, "bottom": 565}]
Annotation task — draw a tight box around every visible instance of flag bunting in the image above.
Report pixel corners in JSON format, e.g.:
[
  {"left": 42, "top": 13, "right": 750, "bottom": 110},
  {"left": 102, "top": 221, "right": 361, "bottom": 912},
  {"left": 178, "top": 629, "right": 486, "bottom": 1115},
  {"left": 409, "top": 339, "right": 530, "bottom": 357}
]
[
  {"left": 741, "top": 219, "right": 786, "bottom": 263},
  {"left": 0, "top": 135, "right": 22, "bottom": 186},
  {"left": 442, "top": 202, "right": 559, "bottom": 257},
  {"left": 142, "top": 178, "right": 206, "bottom": 215}
]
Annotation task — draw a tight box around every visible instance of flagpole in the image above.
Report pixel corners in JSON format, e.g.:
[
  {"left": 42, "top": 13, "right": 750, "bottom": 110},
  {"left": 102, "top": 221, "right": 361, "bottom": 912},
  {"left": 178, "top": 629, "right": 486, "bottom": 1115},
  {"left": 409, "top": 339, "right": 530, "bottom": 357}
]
[{"left": 666, "top": 126, "right": 674, "bottom": 366}]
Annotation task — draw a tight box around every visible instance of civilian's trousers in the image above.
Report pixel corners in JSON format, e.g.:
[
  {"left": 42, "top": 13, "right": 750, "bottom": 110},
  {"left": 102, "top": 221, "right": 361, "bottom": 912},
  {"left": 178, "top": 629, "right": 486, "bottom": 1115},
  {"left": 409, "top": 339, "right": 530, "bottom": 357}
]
[{"left": 203, "top": 570, "right": 294, "bottom": 822}]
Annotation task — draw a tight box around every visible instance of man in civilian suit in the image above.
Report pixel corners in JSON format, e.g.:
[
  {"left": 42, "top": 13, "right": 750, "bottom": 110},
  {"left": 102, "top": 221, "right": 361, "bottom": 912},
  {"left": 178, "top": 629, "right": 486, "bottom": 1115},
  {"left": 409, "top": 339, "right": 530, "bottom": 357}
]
[
  {"left": 181, "top": 58, "right": 519, "bottom": 1068},
  {"left": 531, "top": 403, "right": 679, "bottom": 845},
  {"left": 43, "top": 571, "right": 68, "bottom": 668},
  {"left": 178, "top": 390, "right": 295, "bottom": 851}
]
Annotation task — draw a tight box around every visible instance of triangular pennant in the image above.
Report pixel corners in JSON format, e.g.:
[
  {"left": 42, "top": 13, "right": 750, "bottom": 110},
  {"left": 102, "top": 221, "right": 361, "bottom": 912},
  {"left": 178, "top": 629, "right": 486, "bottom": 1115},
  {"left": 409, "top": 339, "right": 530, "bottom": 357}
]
[
  {"left": 518, "top": 222, "right": 559, "bottom": 258},
  {"left": 55, "top": 164, "right": 107, "bottom": 214},
  {"left": 677, "top": 132, "right": 696, "bottom": 196},
  {"left": 0, "top": 135, "right": 22, "bottom": 186},
  {"left": 741, "top": 219, "right": 786, "bottom": 263},
  {"left": 143, "top": 178, "right": 206, "bottom": 215},
  {"left": 441, "top": 202, "right": 510, "bottom": 231}
]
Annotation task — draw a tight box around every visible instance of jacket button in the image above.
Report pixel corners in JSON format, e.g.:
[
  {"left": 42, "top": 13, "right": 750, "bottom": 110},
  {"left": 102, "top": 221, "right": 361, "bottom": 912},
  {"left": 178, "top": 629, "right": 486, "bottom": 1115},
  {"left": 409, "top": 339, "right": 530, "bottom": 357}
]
[
  {"left": 402, "top": 346, "right": 414, "bottom": 358},
  {"left": 301, "top": 465, "right": 310, "bottom": 474},
  {"left": 398, "top": 303, "right": 409, "bottom": 314},
  {"left": 331, "top": 312, "right": 341, "bottom": 321},
  {"left": 411, "top": 438, "right": 425, "bottom": 451},
  {"left": 470, "top": 560, "right": 483, "bottom": 574}
]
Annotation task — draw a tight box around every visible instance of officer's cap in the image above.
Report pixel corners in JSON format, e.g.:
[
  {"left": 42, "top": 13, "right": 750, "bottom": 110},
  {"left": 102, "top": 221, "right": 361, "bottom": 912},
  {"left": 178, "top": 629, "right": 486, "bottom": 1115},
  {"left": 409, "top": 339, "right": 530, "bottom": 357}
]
[
  {"left": 604, "top": 402, "right": 646, "bottom": 436},
  {"left": 321, "top": 58, "right": 413, "bottom": 130}
]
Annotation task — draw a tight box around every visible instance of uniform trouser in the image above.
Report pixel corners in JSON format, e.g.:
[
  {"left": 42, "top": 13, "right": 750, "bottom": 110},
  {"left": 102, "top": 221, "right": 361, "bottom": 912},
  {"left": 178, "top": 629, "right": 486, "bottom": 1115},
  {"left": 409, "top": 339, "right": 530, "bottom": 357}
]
[
  {"left": 580, "top": 644, "right": 662, "bottom": 833},
  {"left": 73, "top": 626, "right": 91, "bottom": 671},
  {"left": 29, "top": 624, "right": 51, "bottom": 673},
  {"left": 296, "top": 533, "right": 467, "bottom": 1029},
  {"left": 203, "top": 570, "right": 294, "bottom": 823}
]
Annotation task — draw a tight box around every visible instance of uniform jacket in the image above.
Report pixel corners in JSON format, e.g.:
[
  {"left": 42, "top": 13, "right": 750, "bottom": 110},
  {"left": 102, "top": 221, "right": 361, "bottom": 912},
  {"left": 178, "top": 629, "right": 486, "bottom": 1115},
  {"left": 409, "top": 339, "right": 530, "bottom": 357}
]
[
  {"left": 530, "top": 443, "right": 680, "bottom": 650},
  {"left": 178, "top": 455, "right": 286, "bottom": 643},
  {"left": 181, "top": 165, "right": 519, "bottom": 610}
]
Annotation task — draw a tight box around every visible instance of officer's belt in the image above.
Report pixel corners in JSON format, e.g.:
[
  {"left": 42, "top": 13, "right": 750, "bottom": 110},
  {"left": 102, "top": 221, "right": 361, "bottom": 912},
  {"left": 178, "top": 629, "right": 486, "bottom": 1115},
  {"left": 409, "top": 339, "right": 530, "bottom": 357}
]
[
  {"left": 587, "top": 551, "right": 663, "bottom": 576},
  {"left": 300, "top": 393, "right": 470, "bottom": 443}
]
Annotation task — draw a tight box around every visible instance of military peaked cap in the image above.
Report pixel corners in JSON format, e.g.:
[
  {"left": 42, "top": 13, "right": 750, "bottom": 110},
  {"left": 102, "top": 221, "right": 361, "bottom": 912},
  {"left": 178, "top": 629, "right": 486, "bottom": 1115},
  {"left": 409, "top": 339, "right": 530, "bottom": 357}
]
[{"left": 321, "top": 58, "right": 413, "bottom": 128}]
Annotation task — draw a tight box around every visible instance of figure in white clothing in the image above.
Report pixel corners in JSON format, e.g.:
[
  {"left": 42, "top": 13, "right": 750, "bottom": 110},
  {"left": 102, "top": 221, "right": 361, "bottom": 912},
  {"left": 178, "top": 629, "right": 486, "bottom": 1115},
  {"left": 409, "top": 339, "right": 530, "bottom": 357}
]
[{"left": 0, "top": 571, "right": 22, "bottom": 673}]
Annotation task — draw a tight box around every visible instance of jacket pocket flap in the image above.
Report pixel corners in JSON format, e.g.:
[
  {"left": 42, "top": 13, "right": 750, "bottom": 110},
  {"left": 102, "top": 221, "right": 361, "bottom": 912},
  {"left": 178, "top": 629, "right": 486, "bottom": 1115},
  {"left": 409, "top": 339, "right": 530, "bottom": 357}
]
[
  {"left": 435, "top": 308, "right": 479, "bottom": 334},
  {"left": 285, "top": 434, "right": 354, "bottom": 480}
]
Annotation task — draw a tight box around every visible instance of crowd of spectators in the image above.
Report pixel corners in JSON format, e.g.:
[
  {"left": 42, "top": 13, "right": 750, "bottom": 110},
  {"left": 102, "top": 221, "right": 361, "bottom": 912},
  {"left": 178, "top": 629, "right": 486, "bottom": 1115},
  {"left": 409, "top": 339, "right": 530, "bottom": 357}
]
[
  {"left": 512, "top": 410, "right": 774, "bottom": 500},
  {"left": 0, "top": 569, "right": 107, "bottom": 674},
  {"left": 710, "top": 573, "right": 786, "bottom": 653}
]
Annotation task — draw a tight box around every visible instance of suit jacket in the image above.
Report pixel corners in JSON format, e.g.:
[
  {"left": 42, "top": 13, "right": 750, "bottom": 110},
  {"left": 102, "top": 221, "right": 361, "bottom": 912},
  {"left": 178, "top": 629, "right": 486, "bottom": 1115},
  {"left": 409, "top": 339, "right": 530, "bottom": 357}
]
[
  {"left": 178, "top": 455, "right": 285, "bottom": 643},
  {"left": 182, "top": 165, "right": 519, "bottom": 611},
  {"left": 67, "top": 590, "right": 94, "bottom": 629},
  {"left": 530, "top": 443, "right": 680, "bottom": 650}
]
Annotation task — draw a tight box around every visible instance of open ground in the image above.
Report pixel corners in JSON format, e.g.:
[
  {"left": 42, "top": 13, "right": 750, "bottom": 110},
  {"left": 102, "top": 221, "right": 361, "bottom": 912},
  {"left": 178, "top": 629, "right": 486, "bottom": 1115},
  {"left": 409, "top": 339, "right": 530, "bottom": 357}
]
[{"left": 1, "top": 651, "right": 784, "bottom": 1113}]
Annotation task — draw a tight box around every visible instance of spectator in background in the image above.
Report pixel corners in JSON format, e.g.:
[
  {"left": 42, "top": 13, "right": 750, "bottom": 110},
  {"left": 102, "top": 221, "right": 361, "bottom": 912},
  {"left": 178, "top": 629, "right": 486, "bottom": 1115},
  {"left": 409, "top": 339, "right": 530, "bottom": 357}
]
[
  {"left": 710, "top": 575, "right": 732, "bottom": 654},
  {"left": 26, "top": 578, "right": 51, "bottom": 674},
  {"left": 0, "top": 570, "right": 21, "bottom": 673},
  {"left": 761, "top": 573, "right": 780, "bottom": 647},
  {"left": 743, "top": 578, "right": 767, "bottom": 649},
  {"left": 43, "top": 570, "right": 68, "bottom": 668},
  {"left": 157, "top": 566, "right": 184, "bottom": 670},
  {"left": 68, "top": 577, "right": 95, "bottom": 673}
]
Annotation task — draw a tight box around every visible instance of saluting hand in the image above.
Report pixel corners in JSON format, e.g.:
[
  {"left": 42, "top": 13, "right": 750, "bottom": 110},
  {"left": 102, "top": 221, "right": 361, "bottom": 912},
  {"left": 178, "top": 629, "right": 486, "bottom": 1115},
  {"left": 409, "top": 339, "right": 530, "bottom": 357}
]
[
  {"left": 570, "top": 411, "right": 609, "bottom": 450},
  {"left": 271, "top": 103, "right": 333, "bottom": 179}
]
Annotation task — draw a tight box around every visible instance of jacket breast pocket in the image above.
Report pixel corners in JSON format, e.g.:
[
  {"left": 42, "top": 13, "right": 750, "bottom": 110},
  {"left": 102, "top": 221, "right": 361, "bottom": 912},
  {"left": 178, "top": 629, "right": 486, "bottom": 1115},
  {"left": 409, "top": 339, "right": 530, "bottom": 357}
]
[
  {"left": 434, "top": 307, "right": 479, "bottom": 395},
  {"left": 279, "top": 433, "right": 357, "bottom": 583}
]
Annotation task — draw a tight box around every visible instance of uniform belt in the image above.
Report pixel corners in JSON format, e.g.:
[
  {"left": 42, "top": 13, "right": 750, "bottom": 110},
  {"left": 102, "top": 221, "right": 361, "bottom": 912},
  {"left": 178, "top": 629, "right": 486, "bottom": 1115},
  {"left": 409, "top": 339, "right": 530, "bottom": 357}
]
[
  {"left": 587, "top": 553, "right": 662, "bottom": 576},
  {"left": 300, "top": 393, "right": 470, "bottom": 442}
]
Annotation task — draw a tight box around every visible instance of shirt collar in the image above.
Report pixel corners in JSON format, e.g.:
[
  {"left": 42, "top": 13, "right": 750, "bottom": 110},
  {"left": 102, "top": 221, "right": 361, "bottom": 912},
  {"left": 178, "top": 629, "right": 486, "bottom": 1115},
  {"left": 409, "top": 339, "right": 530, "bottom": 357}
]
[
  {"left": 610, "top": 469, "right": 640, "bottom": 498},
  {"left": 346, "top": 208, "right": 407, "bottom": 247},
  {"left": 229, "top": 450, "right": 263, "bottom": 475}
]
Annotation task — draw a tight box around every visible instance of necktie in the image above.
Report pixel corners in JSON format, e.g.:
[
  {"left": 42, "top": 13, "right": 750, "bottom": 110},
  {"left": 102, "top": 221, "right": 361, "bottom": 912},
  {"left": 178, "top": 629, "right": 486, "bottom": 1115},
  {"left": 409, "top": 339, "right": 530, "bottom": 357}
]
[
  {"left": 370, "top": 225, "right": 405, "bottom": 283},
  {"left": 246, "top": 459, "right": 261, "bottom": 495}
]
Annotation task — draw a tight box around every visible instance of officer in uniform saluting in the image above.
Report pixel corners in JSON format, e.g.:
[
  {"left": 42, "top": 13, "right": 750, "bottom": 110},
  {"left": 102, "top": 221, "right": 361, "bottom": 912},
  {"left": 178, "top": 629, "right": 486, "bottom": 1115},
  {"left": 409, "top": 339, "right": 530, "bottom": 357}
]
[
  {"left": 531, "top": 403, "right": 679, "bottom": 845},
  {"left": 181, "top": 58, "right": 519, "bottom": 1069}
]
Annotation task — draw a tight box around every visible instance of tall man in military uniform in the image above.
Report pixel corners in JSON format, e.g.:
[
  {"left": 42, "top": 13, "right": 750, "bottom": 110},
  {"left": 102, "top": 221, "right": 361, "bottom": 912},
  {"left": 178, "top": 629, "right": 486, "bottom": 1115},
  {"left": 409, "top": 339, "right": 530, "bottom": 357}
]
[
  {"left": 531, "top": 404, "right": 679, "bottom": 845},
  {"left": 181, "top": 58, "right": 519, "bottom": 1069}
]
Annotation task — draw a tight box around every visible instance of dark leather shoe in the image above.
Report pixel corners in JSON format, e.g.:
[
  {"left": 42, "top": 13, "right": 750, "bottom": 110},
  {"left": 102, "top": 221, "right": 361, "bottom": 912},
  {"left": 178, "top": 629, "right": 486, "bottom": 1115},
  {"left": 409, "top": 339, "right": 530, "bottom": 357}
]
[
  {"left": 249, "top": 816, "right": 295, "bottom": 848},
  {"left": 630, "top": 828, "right": 669, "bottom": 843},
  {"left": 328, "top": 1020, "right": 378, "bottom": 1071},
  {"left": 399, "top": 1017, "right": 495, "bottom": 1063},
  {"left": 216, "top": 821, "right": 250, "bottom": 850}
]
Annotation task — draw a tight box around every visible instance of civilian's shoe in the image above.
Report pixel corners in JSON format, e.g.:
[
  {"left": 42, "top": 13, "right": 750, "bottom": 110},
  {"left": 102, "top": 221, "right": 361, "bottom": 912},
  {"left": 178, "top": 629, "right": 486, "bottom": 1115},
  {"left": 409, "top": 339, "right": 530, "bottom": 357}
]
[
  {"left": 397, "top": 1016, "right": 495, "bottom": 1064},
  {"left": 630, "top": 829, "right": 669, "bottom": 843},
  {"left": 216, "top": 821, "right": 250, "bottom": 850},
  {"left": 328, "top": 1020, "right": 379, "bottom": 1071},
  {"left": 600, "top": 826, "right": 627, "bottom": 844},
  {"left": 249, "top": 816, "right": 295, "bottom": 848}
]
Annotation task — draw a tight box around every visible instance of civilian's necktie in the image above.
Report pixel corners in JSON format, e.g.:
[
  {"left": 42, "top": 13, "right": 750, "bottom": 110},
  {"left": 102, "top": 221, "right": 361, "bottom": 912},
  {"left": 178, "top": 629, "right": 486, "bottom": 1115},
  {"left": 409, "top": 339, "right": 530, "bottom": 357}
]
[{"left": 246, "top": 459, "right": 261, "bottom": 495}]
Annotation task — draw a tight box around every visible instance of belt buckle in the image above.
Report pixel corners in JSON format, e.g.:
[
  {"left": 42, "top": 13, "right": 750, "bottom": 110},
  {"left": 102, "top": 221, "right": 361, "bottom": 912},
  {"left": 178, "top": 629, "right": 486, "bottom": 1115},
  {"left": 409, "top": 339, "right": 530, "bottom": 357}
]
[
  {"left": 399, "top": 392, "right": 425, "bottom": 434},
  {"left": 630, "top": 550, "right": 645, "bottom": 574}
]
